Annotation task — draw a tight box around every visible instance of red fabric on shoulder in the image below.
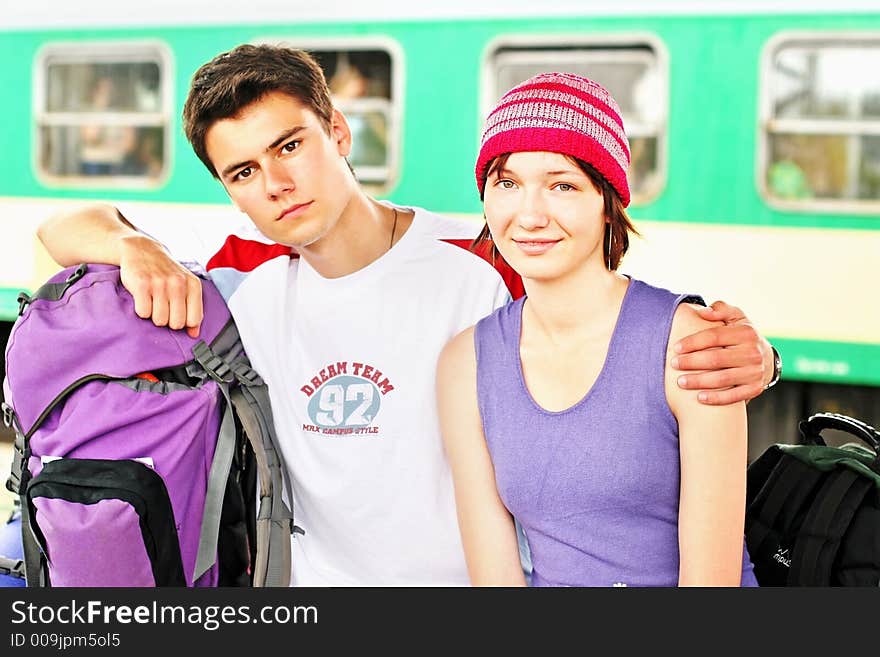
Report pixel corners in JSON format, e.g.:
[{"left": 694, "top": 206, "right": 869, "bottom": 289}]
[
  {"left": 206, "top": 235, "right": 294, "bottom": 273},
  {"left": 440, "top": 239, "right": 525, "bottom": 300}
]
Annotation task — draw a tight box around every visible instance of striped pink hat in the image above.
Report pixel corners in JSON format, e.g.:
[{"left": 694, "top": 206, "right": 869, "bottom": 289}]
[{"left": 475, "top": 72, "right": 631, "bottom": 206}]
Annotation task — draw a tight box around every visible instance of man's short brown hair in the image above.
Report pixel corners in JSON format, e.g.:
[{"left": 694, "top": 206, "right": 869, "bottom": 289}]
[{"left": 182, "top": 44, "right": 334, "bottom": 178}]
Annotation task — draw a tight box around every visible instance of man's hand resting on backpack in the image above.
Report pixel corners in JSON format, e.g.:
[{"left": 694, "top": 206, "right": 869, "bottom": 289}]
[
  {"left": 119, "top": 234, "right": 204, "bottom": 339},
  {"left": 37, "top": 202, "right": 204, "bottom": 339}
]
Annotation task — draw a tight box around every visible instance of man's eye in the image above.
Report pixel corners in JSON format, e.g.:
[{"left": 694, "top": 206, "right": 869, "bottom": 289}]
[
  {"left": 282, "top": 141, "right": 300, "bottom": 153},
  {"left": 235, "top": 167, "right": 253, "bottom": 181}
]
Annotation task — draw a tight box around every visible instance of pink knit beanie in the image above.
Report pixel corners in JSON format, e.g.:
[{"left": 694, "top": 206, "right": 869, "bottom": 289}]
[{"left": 475, "top": 72, "right": 631, "bottom": 206}]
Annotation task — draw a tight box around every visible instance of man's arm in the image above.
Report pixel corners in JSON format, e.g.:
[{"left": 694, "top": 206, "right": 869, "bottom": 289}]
[
  {"left": 37, "top": 203, "right": 203, "bottom": 337},
  {"left": 670, "top": 300, "right": 779, "bottom": 406}
]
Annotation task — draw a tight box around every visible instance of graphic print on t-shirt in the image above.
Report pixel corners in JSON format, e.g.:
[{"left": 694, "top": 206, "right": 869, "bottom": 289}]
[{"left": 299, "top": 360, "right": 395, "bottom": 436}]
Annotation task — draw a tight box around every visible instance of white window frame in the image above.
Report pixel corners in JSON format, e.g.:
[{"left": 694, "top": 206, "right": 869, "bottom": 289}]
[
  {"left": 758, "top": 31, "right": 880, "bottom": 214},
  {"left": 481, "top": 33, "right": 669, "bottom": 206},
  {"left": 33, "top": 40, "right": 173, "bottom": 189},
  {"left": 256, "top": 36, "right": 404, "bottom": 193}
]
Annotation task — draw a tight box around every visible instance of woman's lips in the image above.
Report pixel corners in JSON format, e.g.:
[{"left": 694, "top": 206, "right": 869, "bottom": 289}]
[{"left": 513, "top": 239, "right": 560, "bottom": 255}]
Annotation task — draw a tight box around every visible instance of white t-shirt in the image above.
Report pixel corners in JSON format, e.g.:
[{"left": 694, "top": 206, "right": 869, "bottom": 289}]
[{"left": 134, "top": 205, "right": 512, "bottom": 586}]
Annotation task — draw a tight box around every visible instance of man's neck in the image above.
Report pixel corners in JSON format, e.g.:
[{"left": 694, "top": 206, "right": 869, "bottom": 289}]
[{"left": 296, "top": 193, "right": 414, "bottom": 279}]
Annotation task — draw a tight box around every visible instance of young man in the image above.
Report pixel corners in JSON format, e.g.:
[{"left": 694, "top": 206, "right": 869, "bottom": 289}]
[{"left": 37, "top": 44, "right": 779, "bottom": 586}]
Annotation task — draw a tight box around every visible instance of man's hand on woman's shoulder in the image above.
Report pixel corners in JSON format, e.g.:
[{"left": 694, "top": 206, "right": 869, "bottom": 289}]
[{"left": 670, "top": 300, "right": 775, "bottom": 406}]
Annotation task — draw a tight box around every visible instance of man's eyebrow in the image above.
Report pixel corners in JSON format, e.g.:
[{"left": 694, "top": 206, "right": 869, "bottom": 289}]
[
  {"left": 220, "top": 126, "right": 306, "bottom": 178},
  {"left": 267, "top": 126, "right": 305, "bottom": 151}
]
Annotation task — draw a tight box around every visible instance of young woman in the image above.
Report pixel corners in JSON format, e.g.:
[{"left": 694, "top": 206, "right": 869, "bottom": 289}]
[{"left": 436, "top": 73, "right": 758, "bottom": 587}]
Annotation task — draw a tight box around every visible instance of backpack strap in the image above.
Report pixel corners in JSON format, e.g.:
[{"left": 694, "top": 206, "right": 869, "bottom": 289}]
[
  {"left": 19, "top": 492, "right": 46, "bottom": 587},
  {"left": 3, "top": 408, "right": 47, "bottom": 587},
  {"left": 228, "top": 356, "right": 299, "bottom": 543},
  {"left": 230, "top": 367, "right": 296, "bottom": 530},
  {"left": 799, "top": 412, "right": 880, "bottom": 452},
  {"left": 4, "top": 405, "right": 26, "bottom": 496},
  {"left": 193, "top": 340, "right": 296, "bottom": 587},
  {"left": 231, "top": 382, "right": 295, "bottom": 588},
  {"left": 788, "top": 468, "right": 872, "bottom": 586},
  {"left": 192, "top": 392, "right": 238, "bottom": 583},
  {"left": 746, "top": 453, "right": 823, "bottom": 558}
]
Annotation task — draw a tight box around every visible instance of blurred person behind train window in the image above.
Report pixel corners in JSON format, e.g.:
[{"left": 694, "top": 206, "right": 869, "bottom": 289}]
[
  {"left": 78, "top": 75, "right": 138, "bottom": 176},
  {"left": 768, "top": 135, "right": 813, "bottom": 200},
  {"left": 119, "top": 130, "right": 163, "bottom": 178},
  {"left": 328, "top": 58, "right": 388, "bottom": 170}
]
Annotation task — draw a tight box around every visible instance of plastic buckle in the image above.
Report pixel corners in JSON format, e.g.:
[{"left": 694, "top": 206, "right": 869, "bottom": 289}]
[
  {"left": 1, "top": 402, "right": 13, "bottom": 428},
  {"left": 4, "top": 470, "right": 20, "bottom": 495},
  {"left": 206, "top": 356, "right": 233, "bottom": 384},
  {"left": 0, "top": 557, "right": 26, "bottom": 580},
  {"left": 192, "top": 342, "right": 234, "bottom": 384},
  {"left": 66, "top": 263, "right": 88, "bottom": 283},
  {"left": 232, "top": 362, "right": 263, "bottom": 387},
  {"left": 16, "top": 292, "right": 30, "bottom": 317}
]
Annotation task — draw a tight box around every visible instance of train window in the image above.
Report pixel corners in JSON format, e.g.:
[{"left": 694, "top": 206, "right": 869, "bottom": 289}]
[
  {"left": 760, "top": 34, "right": 880, "bottom": 211},
  {"left": 483, "top": 37, "right": 668, "bottom": 205},
  {"left": 34, "top": 42, "right": 171, "bottom": 188},
  {"left": 257, "top": 38, "right": 401, "bottom": 191}
]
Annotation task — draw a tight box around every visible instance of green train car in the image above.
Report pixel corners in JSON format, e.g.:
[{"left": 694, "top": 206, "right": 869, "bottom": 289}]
[{"left": 2, "top": 1, "right": 879, "bottom": 449}]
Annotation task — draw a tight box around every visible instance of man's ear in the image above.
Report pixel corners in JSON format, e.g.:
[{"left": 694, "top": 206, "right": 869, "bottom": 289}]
[{"left": 330, "top": 108, "right": 353, "bottom": 158}]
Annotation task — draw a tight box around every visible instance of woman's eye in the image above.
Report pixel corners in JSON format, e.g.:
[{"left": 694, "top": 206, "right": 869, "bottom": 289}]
[
  {"left": 498, "top": 179, "right": 516, "bottom": 189},
  {"left": 555, "top": 183, "right": 574, "bottom": 192}
]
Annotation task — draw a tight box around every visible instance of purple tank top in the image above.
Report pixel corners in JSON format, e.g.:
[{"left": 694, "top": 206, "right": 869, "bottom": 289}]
[{"left": 474, "top": 278, "right": 758, "bottom": 587}]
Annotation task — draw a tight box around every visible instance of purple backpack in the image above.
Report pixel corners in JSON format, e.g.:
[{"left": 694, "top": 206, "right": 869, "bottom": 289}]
[{"left": 1, "top": 264, "right": 293, "bottom": 587}]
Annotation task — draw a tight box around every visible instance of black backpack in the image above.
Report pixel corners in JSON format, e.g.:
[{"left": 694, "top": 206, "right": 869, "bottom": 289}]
[{"left": 745, "top": 412, "right": 880, "bottom": 586}]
